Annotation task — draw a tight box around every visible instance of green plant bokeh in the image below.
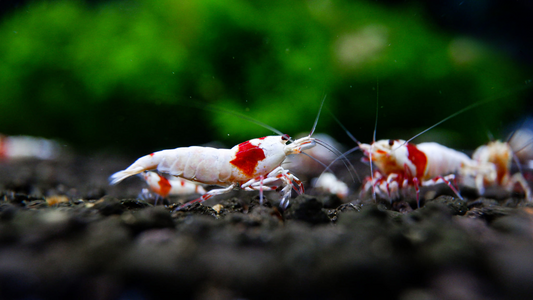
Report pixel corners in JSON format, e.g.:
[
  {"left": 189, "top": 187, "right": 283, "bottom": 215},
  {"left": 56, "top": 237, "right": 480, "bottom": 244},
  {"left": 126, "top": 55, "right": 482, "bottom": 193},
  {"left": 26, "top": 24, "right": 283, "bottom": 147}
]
[{"left": 0, "top": 0, "right": 529, "bottom": 155}]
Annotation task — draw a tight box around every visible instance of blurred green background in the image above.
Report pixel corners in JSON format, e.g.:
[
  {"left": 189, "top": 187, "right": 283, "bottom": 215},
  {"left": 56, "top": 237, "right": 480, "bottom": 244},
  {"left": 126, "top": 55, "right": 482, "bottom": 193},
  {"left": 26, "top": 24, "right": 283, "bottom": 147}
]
[{"left": 0, "top": 0, "right": 531, "bottom": 155}]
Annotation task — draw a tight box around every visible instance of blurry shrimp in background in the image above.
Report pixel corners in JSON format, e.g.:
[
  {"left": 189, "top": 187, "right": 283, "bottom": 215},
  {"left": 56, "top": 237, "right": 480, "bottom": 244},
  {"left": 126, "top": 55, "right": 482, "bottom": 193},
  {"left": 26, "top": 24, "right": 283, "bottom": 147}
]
[
  {"left": 284, "top": 133, "right": 345, "bottom": 179},
  {"left": 0, "top": 134, "right": 62, "bottom": 160},
  {"left": 311, "top": 172, "right": 349, "bottom": 199},
  {"left": 508, "top": 118, "right": 533, "bottom": 166},
  {"left": 460, "top": 141, "right": 529, "bottom": 199},
  {"left": 458, "top": 119, "right": 533, "bottom": 200},
  {"left": 283, "top": 133, "right": 352, "bottom": 198},
  {"left": 454, "top": 114, "right": 533, "bottom": 200},
  {"left": 138, "top": 171, "right": 207, "bottom": 205}
]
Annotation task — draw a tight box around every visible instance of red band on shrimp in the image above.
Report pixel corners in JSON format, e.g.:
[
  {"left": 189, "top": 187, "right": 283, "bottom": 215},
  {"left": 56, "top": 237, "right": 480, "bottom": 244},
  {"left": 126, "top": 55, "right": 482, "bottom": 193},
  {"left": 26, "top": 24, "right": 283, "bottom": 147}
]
[
  {"left": 406, "top": 144, "right": 428, "bottom": 178},
  {"left": 492, "top": 152, "right": 509, "bottom": 184},
  {"left": 230, "top": 141, "right": 266, "bottom": 177},
  {"left": 157, "top": 175, "right": 172, "bottom": 197},
  {"left": 0, "top": 135, "right": 7, "bottom": 159}
]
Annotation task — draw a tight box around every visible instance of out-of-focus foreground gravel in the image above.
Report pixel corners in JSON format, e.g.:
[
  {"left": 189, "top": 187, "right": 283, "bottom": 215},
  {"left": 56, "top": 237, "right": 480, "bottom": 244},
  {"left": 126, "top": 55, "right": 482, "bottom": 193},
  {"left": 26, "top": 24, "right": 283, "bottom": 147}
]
[{"left": 2, "top": 156, "right": 533, "bottom": 300}]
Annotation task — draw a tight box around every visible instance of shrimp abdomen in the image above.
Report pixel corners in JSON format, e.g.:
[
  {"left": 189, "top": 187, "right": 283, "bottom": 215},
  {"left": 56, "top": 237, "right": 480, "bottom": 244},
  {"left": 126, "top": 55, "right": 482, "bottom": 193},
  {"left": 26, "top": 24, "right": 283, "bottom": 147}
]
[
  {"left": 158, "top": 147, "right": 235, "bottom": 184},
  {"left": 109, "top": 150, "right": 170, "bottom": 185},
  {"left": 417, "top": 142, "right": 471, "bottom": 178}
]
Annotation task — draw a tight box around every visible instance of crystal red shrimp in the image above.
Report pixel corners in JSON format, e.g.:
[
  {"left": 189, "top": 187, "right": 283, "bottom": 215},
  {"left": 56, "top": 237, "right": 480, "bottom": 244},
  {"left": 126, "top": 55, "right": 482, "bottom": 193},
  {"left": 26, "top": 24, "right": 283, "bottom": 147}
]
[
  {"left": 330, "top": 110, "right": 480, "bottom": 206},
  {"left": 110, "top": 134, "right": 316, "bottom": 209},
  {"left": 358, "top": 139, "right": 483, "bottom": 206},
  {"left": 461, "top": 140, "right": 532, "bottom": 200},
  {"left": 109, "top": 95, "right": 346, "bottom": 209}
]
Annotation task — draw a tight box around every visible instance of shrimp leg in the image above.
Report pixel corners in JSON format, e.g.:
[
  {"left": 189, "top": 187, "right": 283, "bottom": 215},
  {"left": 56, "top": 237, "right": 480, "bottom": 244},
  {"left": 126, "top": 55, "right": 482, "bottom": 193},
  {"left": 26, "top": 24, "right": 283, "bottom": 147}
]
[{"left": 176, "top": 183, "right": 238, "bottom": 210}]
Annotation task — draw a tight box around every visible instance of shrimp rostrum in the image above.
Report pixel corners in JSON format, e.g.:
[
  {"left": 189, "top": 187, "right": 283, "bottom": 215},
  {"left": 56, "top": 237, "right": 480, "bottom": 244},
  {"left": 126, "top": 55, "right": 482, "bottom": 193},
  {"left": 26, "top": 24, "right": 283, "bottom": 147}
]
[{"left": 110, "top": 134, "right": 317, "bottom": 209}]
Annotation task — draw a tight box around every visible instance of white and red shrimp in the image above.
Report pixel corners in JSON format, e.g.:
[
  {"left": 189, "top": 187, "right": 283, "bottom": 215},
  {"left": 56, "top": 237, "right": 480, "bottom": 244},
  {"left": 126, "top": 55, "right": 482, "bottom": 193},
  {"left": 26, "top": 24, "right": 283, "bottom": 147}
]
[
  {"left": 0, "top": 134, "right": 61, "bottom": 160},
  {"left": 461, "top": 140, "right": 532, "bottom": 200},
  {"left": 109, "top": 96, "right": 348, "bottom": 209},
  {"left": 331, "top": 112, "right": 478, "bottom": 206},
  {"left": 110, "top": 134, "right": 315, "bottom": 209},
  {"left": 140, "top": 170, "right": 206, "bottom": 197},
  {"left": 358, "top": 139, "right": 478, "bottom": 206}
]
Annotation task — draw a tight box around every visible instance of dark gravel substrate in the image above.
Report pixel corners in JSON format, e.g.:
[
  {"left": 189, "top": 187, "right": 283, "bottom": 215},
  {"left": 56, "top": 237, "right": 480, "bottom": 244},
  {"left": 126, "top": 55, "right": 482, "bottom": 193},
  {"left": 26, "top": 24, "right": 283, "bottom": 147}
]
[{"left": 1, "top": 155, "right": 533, "bottom": 300}]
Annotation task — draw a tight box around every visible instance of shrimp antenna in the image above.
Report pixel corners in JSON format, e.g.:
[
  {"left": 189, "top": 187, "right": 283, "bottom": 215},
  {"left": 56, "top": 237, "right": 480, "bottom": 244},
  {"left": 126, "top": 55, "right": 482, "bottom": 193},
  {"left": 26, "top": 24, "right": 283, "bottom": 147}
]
[
  {"left": 152, "top": 92, "right": 289, "bottom": 138},
  {"left": 281, "top": 137, "right": 358, "bottom": 183},
  {"left": 318, "top": 145, "right": 361, "bottom": 183},
  {"left": 511, "top": 136, "right": 533, "bottom": 178},
  {"left": 486, "top": 130, "right": 495, "bottom": 142},
  {"left": 511, "top": 150, "right": 525, "bottom": 178},
  {"left": 191, "top": 94, "right": 327, "bottom": 142},
  {"left": 513, "top": 137, "right": 533, "bottom": 155},
  {"left": 307, "top": 95, "right": 359, "bottom": 181},
  {"left": 306, "top": 95, "right": 360, "bottom": 182},
  {"left": 315, "top": 138, "right": 359, "bottom": 183},
  {"left": 504, "top": 121, "right": 531, "bottom": 176},
  {"left": 507, "top": 117, "right": 533, "bottom": 154},
  {"left": 325, "top": 110, "right": 366, "bottom": 183},
  {"left": 505, "top": 117, "right": 532, "bottom": 144},
  {"left": 328, "top": 110, "right": 360, "bottom": 145},
  {"left": 368, "top": 79, "right": 380, "bottom": 201},
  {"left": 506, "top": 129, "right": 518, "bottom": 144},
  {"left": 202, "top": 103, "right": 287, "bottom": 137},
  {"left": 309, "top": 94, "right": 327, "bottom": 137},
  {"left": 295, "top": 151, "right": 339, "bottom": 178},
  {"left": 373, "top": 80, "right": 379, "bottom": 144},
  {"left": 404, "top": 83, "right": 532, "bottom": 145},
  {"left": 151, "top": 92, "right": 288, "bottom": 137},
  {"left": 404, "top": 102, "right": 479, "bottom": 145}
]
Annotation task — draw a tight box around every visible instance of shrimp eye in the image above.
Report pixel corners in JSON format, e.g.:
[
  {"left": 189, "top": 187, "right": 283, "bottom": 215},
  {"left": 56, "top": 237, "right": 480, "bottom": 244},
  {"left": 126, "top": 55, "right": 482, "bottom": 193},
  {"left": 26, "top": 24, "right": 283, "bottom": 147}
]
[
  {"left": 282, "top": 134, "right": 290, "bottom": 141},
  {"left": 388, "top": 139, "right": 394, "bottom": 146}
]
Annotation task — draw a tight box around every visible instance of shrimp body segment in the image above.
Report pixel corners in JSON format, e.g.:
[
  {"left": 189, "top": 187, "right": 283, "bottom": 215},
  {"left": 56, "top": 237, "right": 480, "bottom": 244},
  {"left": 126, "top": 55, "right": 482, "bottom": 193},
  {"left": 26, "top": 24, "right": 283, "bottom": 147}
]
[
  {"left": 110, "top": 135, "right": 316, "bottom": 208},
  {"left": 359, "top": 139, "right": 472, "bottom": 205}
]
